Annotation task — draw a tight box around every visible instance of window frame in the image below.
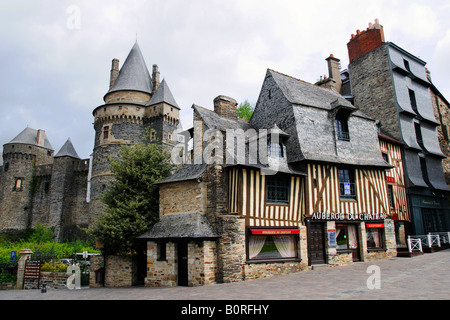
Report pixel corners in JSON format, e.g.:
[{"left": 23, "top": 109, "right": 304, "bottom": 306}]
[
  {"left": 103, "top": 125, "right": 109, "bottom": 140},
  {"left": 335, "top": 114, "right": 350, "bottom": 141},
  {"left": 366, "top": 225, "right": 385, "bottom": 251},
  {"left": 338, "top": 168, "right": 356, "bottom": 200},
  {"left": 265, "top": 175, "right": 290, "bottom": 205},
  {"left": 246, "top": 227, "right": 300, "bottom": 263}
]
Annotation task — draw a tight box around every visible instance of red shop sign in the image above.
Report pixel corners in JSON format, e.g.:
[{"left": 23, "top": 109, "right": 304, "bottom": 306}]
[
  {"left": 386, "top": 176, "right": 395, "bottom": 183},
  {"left": 366, "top": 223, "right": 384, "bottom": 228},
  {"left": 250, "top": 228, "right": 300, "bottom": 235}
]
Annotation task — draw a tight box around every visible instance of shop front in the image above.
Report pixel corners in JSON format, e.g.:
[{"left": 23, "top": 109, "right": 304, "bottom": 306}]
[{"left": 306, "top": 212, "right": 396, "bottom": 266}]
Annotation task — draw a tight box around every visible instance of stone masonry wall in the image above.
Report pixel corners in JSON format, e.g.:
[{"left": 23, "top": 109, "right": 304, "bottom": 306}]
[
  {"left": 159, "top": 180, "right": 206, "bottom": 216},
  {"left": 348, "top": 44, "right": 400, "bottom": 140}
]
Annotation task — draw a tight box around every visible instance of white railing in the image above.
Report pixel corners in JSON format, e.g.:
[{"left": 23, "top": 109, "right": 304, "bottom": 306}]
[
  {"left": 407, "top": 236, "right": 423, "bottom": 253},
  {"left": 431, "top": 232, "right": 450, "bottom": 245},
  {"left": 414, "top": 234, "right": 441, "bottom": 248}
]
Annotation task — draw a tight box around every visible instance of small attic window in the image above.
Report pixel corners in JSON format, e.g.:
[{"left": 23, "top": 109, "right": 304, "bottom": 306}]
[
  {"left": 335, "top": 111, "right": 350, "bottom": 141},
  {"left": 269, "top": 141, "right": 284, "bottom": 158},
  {"left": 403, "top": 59, "right": 411, "bottom": 72}
]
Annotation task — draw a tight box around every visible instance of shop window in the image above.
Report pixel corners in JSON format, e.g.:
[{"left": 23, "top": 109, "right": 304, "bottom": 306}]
[
  {"left": 366, "top": 224, "right": 385, "bottom": 249},
  {"left": 266, "top": 176, "right": 289, "bottom": 204},
  {"left": 338, "top": 169, "right": 356, "bottom": 200},
  {"left": 247, "top": 229, "right": 299, "bottom": 262},
  {"left": 336, "top": 224, "right": 358, "bottom": 250}
]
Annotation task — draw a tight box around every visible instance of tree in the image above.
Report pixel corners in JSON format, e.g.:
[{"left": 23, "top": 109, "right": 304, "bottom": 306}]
[
  {"left": 88, "top": 142, "right": 174, "bottom": 255},
  {"left": 237, "top": 100, "right": 254, "bottom": 121}
]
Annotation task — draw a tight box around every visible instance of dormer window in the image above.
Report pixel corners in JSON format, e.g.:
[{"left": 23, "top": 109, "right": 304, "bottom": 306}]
[
  {"left": 335, "top": 112, "right": 350, "bottom": 141},
  {"left": 269, "top": 141, "right": 284, "bottom": 158}
]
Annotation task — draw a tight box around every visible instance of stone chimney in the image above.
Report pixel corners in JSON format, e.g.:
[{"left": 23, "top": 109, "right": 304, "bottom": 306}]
[
  {"left": 347, "top": 19, "right": 385, "bottom": 62},
  {"left": 152, "top": 64, "right": 160, "bottom": 92},
  {"left": 214, "top": 95, "right": 238, "bottom": 121},
  {"left": 36, "top": 129, "right": 46, "bottom": 147},
  {"left": 109, "top": 58, "right": 120, "bottom": 90},
  {"left": 326, "top": 54, "right": 342, "bottom": 93}
]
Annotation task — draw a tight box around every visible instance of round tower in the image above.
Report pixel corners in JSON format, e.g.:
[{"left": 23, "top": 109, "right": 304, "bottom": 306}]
[
  {"left": 89, "top": 42, "right": 181, "bottom": 220},
  {"left": 89, "top": 42, "right": 154, "bottom": 219},
  {"left": 0, "top": 128, "right": 53, "bottom": 231}
]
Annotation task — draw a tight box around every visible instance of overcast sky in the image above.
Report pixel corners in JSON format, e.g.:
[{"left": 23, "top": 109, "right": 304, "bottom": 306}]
[{"left": 1, "top": 0, "right": 449, "bottom": 159}]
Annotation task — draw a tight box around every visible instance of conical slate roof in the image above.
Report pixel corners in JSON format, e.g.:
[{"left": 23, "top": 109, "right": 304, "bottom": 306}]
[
  {"left": 108, "top": 42, "right": 152, "bottom": 95},
  {"left": 146, "top": 78, "right": 180, "bottom": 109},
  {"left": 54, "top": 138, "right": 80, "bottom": 159},
  {"left": 7, "top": 127, "right": 53, "bottom": 150}
]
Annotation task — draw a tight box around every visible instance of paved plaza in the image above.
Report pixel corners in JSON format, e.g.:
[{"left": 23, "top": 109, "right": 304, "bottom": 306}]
[{"left": 1, "top": 249, "right": 450, "bottom": 301}]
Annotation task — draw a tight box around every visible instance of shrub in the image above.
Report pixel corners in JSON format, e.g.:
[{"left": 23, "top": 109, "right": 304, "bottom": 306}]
[{"left": 41, "top": 261, "right": 68, "bottom": 273}]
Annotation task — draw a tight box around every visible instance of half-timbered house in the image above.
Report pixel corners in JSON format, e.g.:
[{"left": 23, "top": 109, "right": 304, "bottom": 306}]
[
  {"left": 140, "top": 69, "right": 398, "bottom": 287},
  {"left": 378, "top": 131, "right": 410, "bottom": 249}
]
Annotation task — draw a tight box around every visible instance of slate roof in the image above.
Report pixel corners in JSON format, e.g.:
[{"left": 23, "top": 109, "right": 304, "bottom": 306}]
[
  {"left": 269, "top": 69, "right": 371, "bottom": 119},
  {"left": 192, "top": 105, "right": 252, "bottom": 132},
  {"left": 146, "top": 79, "right": 180, "bottom": 109},
  {"left": 251, "top": 69, "right": 390, "bottom": 168},
  {"left": 138, "top": 213, "right": 219, "bottom": 240},
  {"left": 108, "top": 42, "right": 153, "bottom": 95},
  {"left": 54, "top": 138, "right": 80, "bottom": 159},
  {"left": 156, "top": 163, "right": 207, "bottom": 184},
  {"left": 7, "top": 127, "right": 53, "bottom": 150}
]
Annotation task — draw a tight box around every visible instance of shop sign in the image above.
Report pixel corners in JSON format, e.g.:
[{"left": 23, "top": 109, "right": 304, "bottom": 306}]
[
  {"left": 366, "top": 223, "right": 384, "bottom": 228},
  {"left": 386, "top": 176, "right": 395, "bottom": 183},
  {"left": 310, "top": 212, "right": 387, "bottom": 221},
  {"left": 250, "top": 228, "right": 300, "bottom": 235}
]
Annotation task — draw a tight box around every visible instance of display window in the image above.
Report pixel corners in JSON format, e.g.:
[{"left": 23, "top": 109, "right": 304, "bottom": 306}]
[{"left": 247, "top": 228, "right": 299, "bottom": 262}]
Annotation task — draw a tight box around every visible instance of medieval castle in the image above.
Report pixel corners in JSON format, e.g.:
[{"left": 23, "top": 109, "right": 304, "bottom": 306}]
[{"left": 0, "top": 41, "right": 181, "bottom": 241}]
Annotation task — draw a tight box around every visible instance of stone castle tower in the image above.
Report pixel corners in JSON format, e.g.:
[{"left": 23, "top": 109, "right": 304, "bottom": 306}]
[
  {"left": 0, "top": 128, "right": 54, "bottom": 230},
  {"left": 89, "top": 41, "right": 181, "bottom": 218},
  {"left": 0, "top": 41, "right": 181, "bottom": 239}
]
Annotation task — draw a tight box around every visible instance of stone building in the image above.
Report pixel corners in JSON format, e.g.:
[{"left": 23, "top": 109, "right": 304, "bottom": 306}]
[
  {"left": 0, "top": 127, "right": 90, "bottom": 240},
  {"left": 140, "top": 68, "right": 396, "bottom": 287},
  {"left": 345, "top": 20, "right": 449, "bottom": 235},
  {"left": 0, "top": 41, "right": 181, "bottom": 240},
  {"left": 90, "top": 41, "right": 181, "bottom": 220}
]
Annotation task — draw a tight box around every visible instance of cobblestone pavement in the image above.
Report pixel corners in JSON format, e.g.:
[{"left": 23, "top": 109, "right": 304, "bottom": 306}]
[{"left": 2, "top": 249, "right": 450, "bottom": 301}]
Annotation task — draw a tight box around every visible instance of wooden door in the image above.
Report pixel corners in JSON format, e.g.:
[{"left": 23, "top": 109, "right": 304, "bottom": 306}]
[
  {"left": 308, "top": 223, "right": 326, "bottom": 265},
  {"left": 177, "top": 242, "right": 188, "bottom": 286}
]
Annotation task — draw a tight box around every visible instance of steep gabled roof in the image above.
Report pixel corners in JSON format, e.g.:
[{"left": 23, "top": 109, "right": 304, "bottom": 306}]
[
  {"left": 7, "top": 127, "right": 53, "bottom": 150},
  {"left": 251, "top": 69, "right": 389, "bottom": 168},
  {"left": 108, "top": 41, "right": 152, "bottom": 95},
  {"left": 54, "top": 138, "right": 80, "bottom": 159},
  {"left": 146, "top": 79, "right": 180, "bottom": 109}
]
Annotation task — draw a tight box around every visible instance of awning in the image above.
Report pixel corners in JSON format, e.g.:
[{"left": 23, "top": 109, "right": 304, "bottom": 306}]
[{"left": 249, "top": 228, "right": 300, "bottom": 235}]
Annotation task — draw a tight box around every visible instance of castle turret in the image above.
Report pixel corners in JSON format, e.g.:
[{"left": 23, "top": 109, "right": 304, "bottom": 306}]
[
  {"left": 0, "top": 127, "right": 53, "bottom": 231},
  {"left": 89, "top": 42, "right": 181, "bottom": 219}
]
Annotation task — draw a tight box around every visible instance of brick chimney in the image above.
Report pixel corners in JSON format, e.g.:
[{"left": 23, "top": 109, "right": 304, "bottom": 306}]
[
  {"left": 347, "top": 19, "right": 385, "bottom": 62},
  {"left": 214, "top": 95, "right": 238, "bottom": 121}
]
